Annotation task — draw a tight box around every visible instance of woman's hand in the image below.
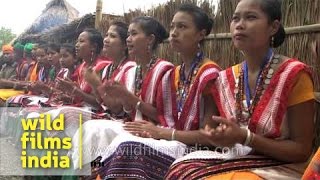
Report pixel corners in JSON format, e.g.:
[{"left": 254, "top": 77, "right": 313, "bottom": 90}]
[
  {"left": 30, "top": 82, "right": 46, "bottom": 90},
  {"left": 56, "top": 77, "right": 77, "bottom": 93},
  {"left": 84, "top": 67, "right": 101, "bottom": 89},
  {"left": 123, "top": 120, "right": 160, "bottom": 138},
  {"left": 27, "top": 82, "right": 45, "bottom": 93},
  {"left": 200, "top": 116, "right": 247, "bottom": 147}
]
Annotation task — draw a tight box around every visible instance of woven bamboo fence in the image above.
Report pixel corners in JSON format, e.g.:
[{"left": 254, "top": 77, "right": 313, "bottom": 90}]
[{"left": 98, "top": 0, "right": 320, "bottom": 91}]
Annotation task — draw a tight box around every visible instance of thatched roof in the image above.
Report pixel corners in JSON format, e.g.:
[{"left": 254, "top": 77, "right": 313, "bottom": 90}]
[
  {"left": 16, "top": 0, "right": 79, "bottom": 43},
  {"left": 14, "top": 13, "right": 122, "bottom": 44}
]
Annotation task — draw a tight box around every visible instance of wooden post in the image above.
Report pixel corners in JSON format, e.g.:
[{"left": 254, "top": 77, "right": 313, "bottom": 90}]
[{"left": 95, "top": 0, "right": 103, "bottom": 29}]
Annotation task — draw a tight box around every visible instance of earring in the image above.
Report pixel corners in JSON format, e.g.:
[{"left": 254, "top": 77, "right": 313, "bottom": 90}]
[
  {"left": 271, "top": 36, "right": 275, "bottom": 48},
  {"left": 90, "top": 51, "right": 94, "bottom": 63},
  {"left": 148, "top": 45, "right": 151, "bottom": 52},
  {"left": 198, "top": 43, "right": 201, "bottom": 50}
]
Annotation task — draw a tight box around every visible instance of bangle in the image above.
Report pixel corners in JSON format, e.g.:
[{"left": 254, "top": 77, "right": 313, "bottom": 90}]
[
  {"left": 123, "top": 106, "right": 132, "bottom": 114},
  {"left": 243, "top": 128, "right": 253, "bottom": 146},
  {"left": 71, "top": 86, "right": 77, "bottom": 94},
  {"left": 171, "top": 129, "right": 176, "bottom": 140},
  {"left": 13, "top": 83, "right": 18, "bottom": 89},
  {"left": 135, "top": 101, "right": 142, "bottom": 111}
]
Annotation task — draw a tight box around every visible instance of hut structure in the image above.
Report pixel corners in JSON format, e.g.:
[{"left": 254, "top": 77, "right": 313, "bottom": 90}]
[
  {"left": 120, "top": 0, "right": 320, "bottom": 91},
  {"left": 14, "top": 0, "right": 320, "bottom": 91},
  {"left": 15, "top": 0, "right": 79, "bottom": 44}
]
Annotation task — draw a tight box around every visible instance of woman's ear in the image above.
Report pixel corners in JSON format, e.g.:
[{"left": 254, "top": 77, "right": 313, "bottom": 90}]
[
  {"left": 270, "top": 20, "right": 280, "bottom": 36},
  {"left": 148, "top": 34, "right": 156, "bottom": 49},
  {"left": 91, "top": 43, "right": 98, "bottom": 54},
  {"left": 197, "top": 29, "right": 207, "bottom": 44}
]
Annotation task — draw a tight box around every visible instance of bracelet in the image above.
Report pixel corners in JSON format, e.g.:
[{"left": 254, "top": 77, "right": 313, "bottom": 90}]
[
  {"left": 123, "top": 106, "right": 132, "bottom": 114},
  {"left": 71, "top": 86, "right": 77, "bottom": 94},
  {"left": 135, "top": 101, "right": 142, "bottom": 111},
  {"left": 171, "top": 129, "right": 176, "bottom": 140},
  {"left": 13, "top": 83, "right": 18, "bottom": 89},
  {"left": 243, "top": 128, "right": 253, "bottom": 146}
]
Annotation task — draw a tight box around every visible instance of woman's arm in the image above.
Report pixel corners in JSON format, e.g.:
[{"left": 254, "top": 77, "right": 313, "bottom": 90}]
[
  {"left": 158, "top": 93, "right": 219, "bottom": 145},
  {"left": 72, "top": 87, "right": 101, "bottom": 109},
  {"left": 124, "top": 93, "right": 220, "bottom": 146},
  {"left": 201, "top": 99, "right": 315, "bottom": 163},
  {"left": 249, "top": 100, "right": 314, "bottom": 162},
  {"left": 97, "top": 83, "right": 123, "bottom": 113},
  {"left": 122, "top": 92, "right": 159, "bottom": 124}
]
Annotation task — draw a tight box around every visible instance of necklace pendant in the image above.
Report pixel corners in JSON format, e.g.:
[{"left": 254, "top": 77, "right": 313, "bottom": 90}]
[
  {"left": 264, "top": 79, "right": 271, "bottom": 84},
  {"left": 268, "top": 69, "right": 274, "bottom": 75},
  {"left": 274, "top": 54, "right": 280, "bottom": 59},
  {"left": 242, "top": 111, "right": 250, "bottom": 119}
]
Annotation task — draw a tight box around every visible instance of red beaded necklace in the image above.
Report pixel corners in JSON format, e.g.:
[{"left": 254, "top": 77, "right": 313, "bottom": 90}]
[
  {"left": 134, "top": 56, "right": 157, "bottom": 96},
  {"left": 176, "top": 52, "right": 204, "bottom": 118},
  {"left": 235, "top": 54, "right": 280, "bottom": 125}
]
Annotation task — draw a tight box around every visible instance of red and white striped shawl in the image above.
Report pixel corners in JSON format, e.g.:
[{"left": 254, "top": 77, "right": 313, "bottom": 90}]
[
  {"left": 157, "top": 61, "right": 220, "bottom": 130},
  {"left": 211, "top": 59, "right": 312, "bottom": 138},
  {"left": 101, "top": 60, "right": 136, "bottom": 83},
  {"left": 125, "top": 59, "right": 174, "bottom": 121},
  {"left": 77, "top": 58, "right": 111, "bottom": 94}
]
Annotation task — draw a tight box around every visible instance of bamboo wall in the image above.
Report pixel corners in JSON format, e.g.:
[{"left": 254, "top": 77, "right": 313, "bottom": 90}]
[{"left": 99, "top": 0, "right": 320, "bottom": 90}]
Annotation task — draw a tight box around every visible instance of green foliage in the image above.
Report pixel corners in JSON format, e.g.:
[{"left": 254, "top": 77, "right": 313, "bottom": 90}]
[{"left": 0, "top": 27, "right": 16, "bottom": 48}]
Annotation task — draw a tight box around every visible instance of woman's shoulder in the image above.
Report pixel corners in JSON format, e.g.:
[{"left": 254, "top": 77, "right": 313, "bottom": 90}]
[{"left": 202, "top": 58, "right": 222, "bottom": 70}]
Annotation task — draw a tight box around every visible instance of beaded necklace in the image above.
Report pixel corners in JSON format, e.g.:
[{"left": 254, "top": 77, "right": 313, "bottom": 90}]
[
  {"left": 134, "top": 56, "right": 157, "bottom": 96},
  {"left": 106, "top": 57, "right": 127, "bottom": 80},
  {"left": 235, "top": 50, "right": 280, "bottom": 125},
  {"left": 176, "top": 52, "right": 204, "bottom": 118}
]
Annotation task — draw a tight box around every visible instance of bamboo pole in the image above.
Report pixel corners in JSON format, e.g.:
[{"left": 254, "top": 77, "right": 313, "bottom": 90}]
[
  {"left": 203, "top": 23, "right": 320, "bottom": 40},
  {"left": 95, "top": 0, "right": 103, "bottom": 29},
  {"left": 163, "top": 24, "right": 320, "bottom": 43},
  {"left": 285, "top": 24, "right": 320, "bottom": 34}
]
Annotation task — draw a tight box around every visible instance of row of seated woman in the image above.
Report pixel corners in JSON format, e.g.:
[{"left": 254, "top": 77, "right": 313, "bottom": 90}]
[{"left": 1, "top": 0, "right": 319, "bottom": 179}]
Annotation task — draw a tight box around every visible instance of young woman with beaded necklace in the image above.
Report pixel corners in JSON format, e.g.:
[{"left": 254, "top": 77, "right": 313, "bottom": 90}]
[
  {"left": 81, "top": 4, "right": 221, "bottom": 180},
  {"left": 84, "top": 21, "right": 136, "bottom": 114},
  {"left": 69, "top": 17, "right": 174, "bottom": 176},
  {"left": 166, "top": 0, "right": 315, "bottom": 179}
]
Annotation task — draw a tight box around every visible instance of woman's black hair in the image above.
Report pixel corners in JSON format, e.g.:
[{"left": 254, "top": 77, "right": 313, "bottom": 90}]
[
  {"left": 109, "top": 21, "right": 129, "bottom": 57},
  {"left": 131, "top": 16, "right": 168, "bottom": 50},
  {"left": 110, "top": 21, "right": 129, "bottom": 45},
  {"left": 37, "top": 44, "right": 48, "bottom": 53},
  {"left": 256, "top": 0, "right": 285, "bottom": 47},
  {"left": 176, "top": 3, "right": 214, "bottom": 44},
  {"left": 47, "top": 43, "right": 61, "bottom": 53},
  {"left": 60, "top": 43, "right": 76, "bottom": 58},
  {"left": 83, "top": 28, "right": 104, "bottom": 55}
]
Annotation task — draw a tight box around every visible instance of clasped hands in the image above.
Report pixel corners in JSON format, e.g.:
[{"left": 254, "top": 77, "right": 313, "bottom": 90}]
[{"left": 123, "top": 116, "right": 247, "bottom": 147}]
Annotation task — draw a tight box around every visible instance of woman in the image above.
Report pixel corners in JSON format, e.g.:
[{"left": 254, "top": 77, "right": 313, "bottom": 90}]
[
  {"left": 70, "top": 16, "right": 174, "bottom": 176},
  {"left": 47, "top": 43, "right": 61, "bottom": 82},
  {"left": 84, "top": 21, "right": 136, "bottom": 114},
  {"left": 166, "top": 0, "right": 315, "bottom": 179},
  {"left": 32, "top": 43, "right": 79, "bottom": 105},
  {"left": 86, "top": 5, "right": 220, "bottom": 179},
  {"left": 56, "top": 28, "right": 110, "bottom": 108}
]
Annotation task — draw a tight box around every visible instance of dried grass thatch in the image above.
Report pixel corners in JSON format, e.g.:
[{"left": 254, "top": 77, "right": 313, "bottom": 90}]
[
  {"left": 16, "top": 0, "right": 79, "bottom": 43},
  {"left": 136, "top": 0, "right": 319, "bottom": 90}
]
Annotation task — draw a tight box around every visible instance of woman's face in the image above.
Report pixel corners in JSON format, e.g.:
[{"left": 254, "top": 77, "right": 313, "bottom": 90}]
[
  {"left": 75, "top": 31, "right": 94, "bottom": 60},
  {"left": 47, "top": 47, "right": 61, "bottom": 67},
  {"left": 31, "top": 44, "right": 38, "bottom": 59},
  {"left": 169, "top": 11, "right": 204, "bottom": 53},
  {"left": 230, "top": 0, "right": 277, "bottom": 51},
  {"left": 36, "top": 48, "right": 49, "bottom": 67},
  {"left": 126, "top": 23, "right": 151, "bottom": 59},
  {"left": 59, "top": 48, "right": 76, "bottom": 68},
  {"left": 103, "top": 25, "right": 126, "bottom": 60}
]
